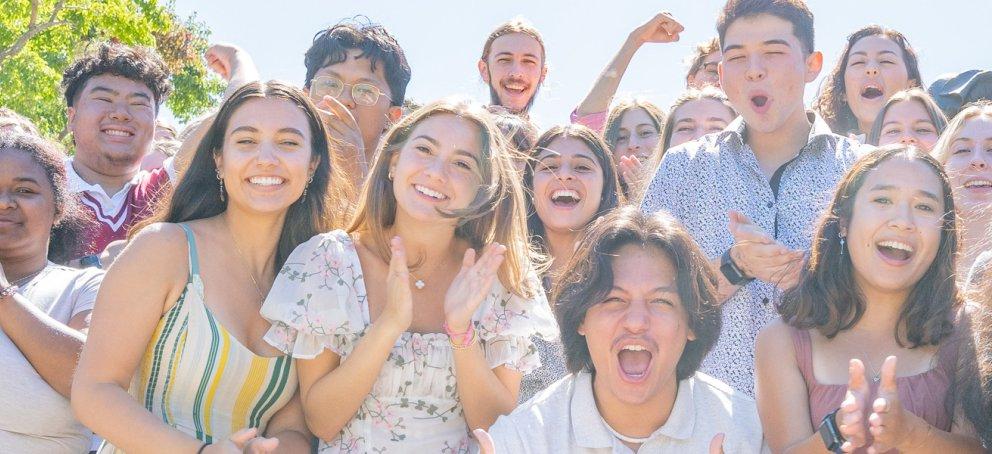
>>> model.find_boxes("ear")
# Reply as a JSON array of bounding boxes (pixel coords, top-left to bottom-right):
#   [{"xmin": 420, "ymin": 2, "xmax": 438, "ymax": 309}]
[
  {"xmin": 539, "ymin": 64, "xmax": 548, "ymax": 86},
  {"xmin": 804, "ymin": 51, "xmax": 824, "ymax": 83},
  {"xmin": 387, "ymin": 105, "xmax": 403, "ymax": 122},
  {"xmin": 477, "ymin": 59, "xmax": 490, "ymax": 84},
  {"xmin": 687, "ymin": 327, "xmax": 696, "ymax": 342},
  {"xmin": 577, "ymin": 321, "xmax": 587, "ymax": 337},
  {"xmin": 717, "ymin": 62, "xmax": 725, "ymax": 89},
  {"xmin": 214, "ymin": 153, "xmax": 224, "ymax": 175},
  {"xmin": 909, "ymin": 78, "xmax": 920, "ymax": 88},
  {"xmin": 66, "ymin": 106, "xmax": 76, "ymax": 127}
]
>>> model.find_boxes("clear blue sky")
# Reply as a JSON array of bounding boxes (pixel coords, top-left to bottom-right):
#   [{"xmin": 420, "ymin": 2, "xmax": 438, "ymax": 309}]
[{"xmin": 167, "ymin": 0, "xmax": 992, "ymax": 128}]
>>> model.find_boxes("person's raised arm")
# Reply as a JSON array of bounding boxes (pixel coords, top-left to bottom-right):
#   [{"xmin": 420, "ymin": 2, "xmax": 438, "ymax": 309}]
[
  {"xmin": 444, "ymin": 244, "xmax": 525, "ymax": 430},
  {"xmin": 0, "ymin": 265, "xmax": 94, "ymax": 397},
  {"xmin": 574, "ymin": 12, "xmax": 683, "ymax": 119},
  {"xmin": 295, "ymin": 236, "xmax": 413, "ymax": 441}
]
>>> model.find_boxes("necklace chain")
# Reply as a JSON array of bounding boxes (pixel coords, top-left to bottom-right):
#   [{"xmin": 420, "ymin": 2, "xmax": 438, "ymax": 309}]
[
  {"xmin": 839, "ymin": 332, "xmax": 883, "ymax": 383},
  {"xmin": 10, "ymin": 265, "xmax": 48, "ymax": 288},
  {"xmin": 226, "ymin": 221, "xmax": 264, "ymax": 301}
]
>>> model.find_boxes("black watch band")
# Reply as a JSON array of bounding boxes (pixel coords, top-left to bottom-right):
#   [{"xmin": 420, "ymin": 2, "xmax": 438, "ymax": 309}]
[
  {"xmin": 719, "ymin": 248, "xmax": 752, "ymax": 286},
  {"xmin": 818, "ymin": 408, "xmax": 845, "ymax": 453}
]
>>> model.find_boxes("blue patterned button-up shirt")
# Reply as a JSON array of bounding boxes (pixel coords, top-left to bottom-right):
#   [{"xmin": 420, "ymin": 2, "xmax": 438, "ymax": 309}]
[{"xmin": 640, "ymin": 112, "xmax": 864, "ymax": 396}]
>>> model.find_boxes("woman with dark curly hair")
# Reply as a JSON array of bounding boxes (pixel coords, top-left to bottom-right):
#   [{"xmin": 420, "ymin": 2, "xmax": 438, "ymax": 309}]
[
  {"xmin": 756, "ymin": 145, "xmax": 982, "ymax": 453},
  {"xmin": 813, "ymin": 25, "xmax": 921, "ymax": 138},
  {"xmin": 481, "ymin": 207, "xmax": 764, "ymax": 452},
  {"xmin": 0, "ymin": 133, "xmax": 100, "ymax": 452}
]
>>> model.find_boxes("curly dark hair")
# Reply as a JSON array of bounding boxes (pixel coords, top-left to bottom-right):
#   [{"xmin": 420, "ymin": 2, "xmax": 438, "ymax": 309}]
[
  {"xmin": 304, "ymin": 17, "xmax": 411, "ymax": 107},
  {"xmin": 552, "ymin": 206, "xmax": 722, "ymax": 380},
  {"xmin": 61, "ymin": 41, "xmax": 173, "ymax": 111},
  {"xmin": 813, "ymin": 25, "xmax": 922, "ymax": 136},
  {"xmin": 0, "ymin": 133, "xmax": 92, "ymax": 263},
  {"xmin": 778, "ymin": 145, "xmax": 958, "ymax": 347}
]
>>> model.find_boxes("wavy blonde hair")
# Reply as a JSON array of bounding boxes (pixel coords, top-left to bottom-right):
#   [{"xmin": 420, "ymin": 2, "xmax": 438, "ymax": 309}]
[
  {"xmin": 931, "ymin": 100, "xmax": 992, "ymax": 164},
  {"xmin": 348, "ymin": 98, "xmax": 544, "ymax": 297}
]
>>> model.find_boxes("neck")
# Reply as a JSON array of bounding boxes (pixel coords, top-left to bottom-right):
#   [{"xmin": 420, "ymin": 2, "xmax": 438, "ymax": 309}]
[
  {"xmin": 389, "ymin": 212, "xmax": 461, "ymax": 268},
  {"xmin": 592, "ymin": 372, "xmax": 679, "ymax": 443},
  {"xmin": 1, "ymin": 249, "xmax": 49, "ymax": 285},
  {"xmin": 745, "ymin": 108, "xmax": 812, "ymax": 177},
  {"xmin": 219, "ymin": 206, "xmax": 285, "ymax": 283},
  {"xmin": 545, "ymin": 228, "xmax": 578, "ymax": 274},
  {"xmin": 71, "ymin": 157, "xmax": 136, "ymax": 196},
  {"xmin": 852, "ymin": 283, "xmax": 908, "ymax": 338}
]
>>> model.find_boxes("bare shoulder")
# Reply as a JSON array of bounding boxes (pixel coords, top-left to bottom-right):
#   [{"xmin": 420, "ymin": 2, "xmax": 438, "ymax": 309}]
[
  {"xmin": 756, "ymin": 318, "xmax": 797, "ymax": 359},
  {"xmin": 111, "ymin": 222, "xmax": 190, "ymax": 282}
]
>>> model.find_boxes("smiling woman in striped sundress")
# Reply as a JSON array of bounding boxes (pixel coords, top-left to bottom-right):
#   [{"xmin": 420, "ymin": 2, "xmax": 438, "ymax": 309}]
[{"xmin": 71, "ymin": 81, "xmax": 351, "ymax": 454}]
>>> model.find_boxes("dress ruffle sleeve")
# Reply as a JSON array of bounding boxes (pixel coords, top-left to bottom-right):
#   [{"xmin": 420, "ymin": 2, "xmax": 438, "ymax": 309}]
[
  {"xmin": 475, "ymin": 273, "xmax": 559, "ymax": 373},
  {"xmin": 260, "ymin": 230, "xmax": 366, "ymax": 359}
]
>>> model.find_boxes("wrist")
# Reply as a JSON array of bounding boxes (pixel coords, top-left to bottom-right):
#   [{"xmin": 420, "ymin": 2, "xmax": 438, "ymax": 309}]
[
  {"xmin": 720, "ymin": 248, "xmax": 753, "ymax": 286},
  {"xmin": 373, "ymin": 317, "xmax": 408, "ymax": 337},
  {"xmin": 444, "ymin": 317, "xmax": 471, "ymax": 334},
  {"xmin": 896, "ymin": 414, "xmax": 932, "ymax": 450}
]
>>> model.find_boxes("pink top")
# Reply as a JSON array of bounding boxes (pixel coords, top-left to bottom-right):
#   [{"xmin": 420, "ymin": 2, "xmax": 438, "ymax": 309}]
[
  {"xmin": 791, "ymin": 326, "xmax": 960, "ymax": 452},
  {"xmin": 570, "ymin": 108, "xmax": 607, "ymax": 133}
]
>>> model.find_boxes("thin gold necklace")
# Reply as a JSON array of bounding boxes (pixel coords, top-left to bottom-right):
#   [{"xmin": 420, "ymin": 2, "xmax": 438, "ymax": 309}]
[{"xmin": 226, "ymin": 220, "xmax": 264, "ymax": 302}]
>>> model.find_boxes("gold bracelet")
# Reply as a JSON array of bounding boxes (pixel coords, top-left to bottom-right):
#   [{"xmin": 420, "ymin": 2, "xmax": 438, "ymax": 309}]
[{"xmin": 450, "ymin": 326, "xmax": 478, "ymax": 350}]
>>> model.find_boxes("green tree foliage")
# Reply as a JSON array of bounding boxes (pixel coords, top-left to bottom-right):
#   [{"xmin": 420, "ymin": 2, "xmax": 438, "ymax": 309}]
[{"xmin": 0, "ymin": 0, "xmax": 222, "ymax": 138}]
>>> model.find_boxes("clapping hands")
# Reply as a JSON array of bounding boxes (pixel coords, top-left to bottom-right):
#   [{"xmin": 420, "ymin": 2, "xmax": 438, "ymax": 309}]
[{"xmin": 443, "ymin": 244, "xmax": 507, "ymax": 333}]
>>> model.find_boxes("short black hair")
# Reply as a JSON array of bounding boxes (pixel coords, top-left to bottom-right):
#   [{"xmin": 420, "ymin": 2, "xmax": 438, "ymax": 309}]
[
  {"xmin": 304, "ymin": 18, "xmax": 411, "ymax": 107},
  {"xmin": 553, "ymin": 207, "xmax": 722, "ymax": 380},
  {"xmin": 717, "ymin": 0, "xmax": 815, "ymax": 55},
  {"xmin": 61, "ymin": 41, "xmax": 173, "ymax": 111}
]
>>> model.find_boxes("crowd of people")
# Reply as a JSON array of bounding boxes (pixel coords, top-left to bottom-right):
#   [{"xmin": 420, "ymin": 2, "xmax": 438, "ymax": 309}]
[{"xmin": 1, "ymin": 0, "xmax": 991, "ymax": 452}]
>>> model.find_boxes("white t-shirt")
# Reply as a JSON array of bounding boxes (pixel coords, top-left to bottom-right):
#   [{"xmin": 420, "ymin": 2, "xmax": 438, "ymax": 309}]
[
  {"xmin": 0, "ymin": 264, "xmax": 103, "ymax": 453},
  {"xmin": 488, "ymin": 371, "xmax": 768, "ymax": 453}
]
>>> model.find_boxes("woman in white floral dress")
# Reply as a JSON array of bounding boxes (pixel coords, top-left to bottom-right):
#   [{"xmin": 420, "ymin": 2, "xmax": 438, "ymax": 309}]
[{"xmin": 261, "ymin": 99, "xmax": 558, "ymax": 453}]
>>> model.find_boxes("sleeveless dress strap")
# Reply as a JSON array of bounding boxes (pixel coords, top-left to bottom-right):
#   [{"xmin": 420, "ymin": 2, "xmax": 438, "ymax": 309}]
[
  {"xmin": 791, "ymin": 327, "xmax": 817, "ymax": 389},
  {"xmin": 177, "ymin": 223, "xmax": 201, "ymax": 281}
]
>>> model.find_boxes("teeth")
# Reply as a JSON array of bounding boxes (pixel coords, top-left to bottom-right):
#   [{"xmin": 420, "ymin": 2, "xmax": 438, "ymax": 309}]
[
  {"xmin": 104, "ymin": 129, "xmax": 131, "ymax": 137},
  {"xmin": 878, "ymin": 240, "xmax": 914, "ymax": 253},
  {"xmin": 249, "ymin": 176, "xmax": 284, "ymax": 186},
  {"xmin": 964, "ymin": 179, "xmax": 992, "ymax": 188},
  {"xmin": 503, "ymin": 82, "xmax": 527, "ymax": 91},
  {"xmin": 551, "ymin": 189, "xmax": 580, "ymax": 201},
  {"xmin": 622, "ymin": 345, "xmax": 647, "ymax": 352},
  {"xmin": 415, "ymin": 184, "xmax": 447, "ymax": 200}
]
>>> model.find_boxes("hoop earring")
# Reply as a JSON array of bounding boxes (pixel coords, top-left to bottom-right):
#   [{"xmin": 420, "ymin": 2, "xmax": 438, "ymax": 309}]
[{"xmin": 216, "ymin": 170, "xmax": 225, "ymax": 202}]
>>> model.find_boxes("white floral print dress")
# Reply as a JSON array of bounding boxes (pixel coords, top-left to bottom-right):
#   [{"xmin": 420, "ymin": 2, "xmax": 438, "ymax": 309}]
[{"xmin": 260, "ymin": 230, "xmax": 559, "ymax": 453}]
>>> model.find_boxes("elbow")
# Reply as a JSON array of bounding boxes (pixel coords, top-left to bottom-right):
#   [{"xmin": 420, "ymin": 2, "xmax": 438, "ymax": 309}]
[{"xmin": 69, "ymin": 377, "xmax": 96, "ymax": 428}]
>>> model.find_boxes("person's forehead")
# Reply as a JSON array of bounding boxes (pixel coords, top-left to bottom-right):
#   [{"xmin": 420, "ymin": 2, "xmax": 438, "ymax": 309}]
[
  {"xmin": 675, "ymin": 99, "xmax": 729, "ymax": 121},
  {"xmin": 850, "ymin": 35, "xmax": 902, "ymax": 56},
  {"xmin": 227, "ymin": 98, "xmax": 310, "ymax": 135},
  {"xmin": 619, "ymin": 108, "xmax": 655, "ymax": 126},
  {"xmin": 315, "ymin": 49, "xmax": 388, "ymax": 85},
  {"xmin": 955, "ymin": 116, "xmax": 992, "ymax": 139},
  {"xmin": 0, "ymin": 149, "xmax": 48, "ymax": 178},
  {"xmin": 489, "ymin": 32, "xmax": 543, "ymax": 58},
  {"xmin": 82, "ymin": 73, "xmax": 154, "ymax": 97},
  {"xmin": 885, "ymin": 100, "xmax": 929, "ymax": 121},
  {"xmin": 863, "ymin": 158, "xmax": 941, "ymax": 195},
  {"xmin": 723, "ymin": 14, "xmax": 802, "ymax": 50},
  {"xmin": 703, "ymin": 51, "xmax": 722, "ymax": 64},
  {"xmin": 411, "ymin": 114, "xmax": 483, "ymax": 152},
  {"xmin": 609, "ymin": 245, "xmax": 677, "ymax": 288}
]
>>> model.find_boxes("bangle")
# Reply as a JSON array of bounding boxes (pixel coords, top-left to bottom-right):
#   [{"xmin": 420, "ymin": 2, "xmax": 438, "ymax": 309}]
[
  {"xmin": 196, "ymin": 442, "xmax": 210, "ymax": 454},
  {"xmin": 444, "ymin": 321, "xmax": 477, "ymax": 349},
  {"xmin": 450, "ymin": 326, "xmax": 478, "ymax": 350},
  {"xmin": 0, "ymin": 284, "xmax": 18, "ymax": 300}
]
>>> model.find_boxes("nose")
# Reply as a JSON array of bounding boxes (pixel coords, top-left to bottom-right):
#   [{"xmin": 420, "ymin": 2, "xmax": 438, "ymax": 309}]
[
  {"xmin": 865, "ymin": 63, "xmax": 880, "ymax": 77},
  {"xmin": 422, "ymin": 155, "xmax": 448, "ymax": 181},
  {"xmin": 556, "ymin": 164, "xmax": 576, "ymax": 181},
  {"xmin": 337, "ymin": 87, "xmax": 357, "ymax": 110},
  {"xmin": 970, "ymin": 150, "xmax": 989, "ymax": 170},
  {"xmin": 621, "ymin": 301, "xmax": 650, "ymax": 333},
  {"xmin": 888, "ymin": 201, "xmax": 918, "ymax": 232},
  {"xmin": 0, "ymin": 191, "xmax": 14, "ymax": 209},
  {"xmin": 745, "ymin": 57, "xmax": 766, "ymax": 81},
  {"xmin": 256, "ymin": 142, "xmax": 279, "ymax": 166},
  {"xmin": 109, "ymin": 101, "xmax": 132, "ymax": 122},
  {"xmin": 899, "ymin": 135, "xmax": 918, "ymax": 146}
]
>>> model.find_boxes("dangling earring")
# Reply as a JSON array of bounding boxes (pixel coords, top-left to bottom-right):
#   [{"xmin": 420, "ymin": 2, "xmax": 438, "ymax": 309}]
[
  {"xmin": 216, "ymin": 169, "xmax": 225, "ymax": 202},
  {"xmin": 300, "ymin": 173, "xmax": 314, "ymax": 203},
  {"xmin": 838, "ymin": 231, "xmax": 846, "ymax": 255}
]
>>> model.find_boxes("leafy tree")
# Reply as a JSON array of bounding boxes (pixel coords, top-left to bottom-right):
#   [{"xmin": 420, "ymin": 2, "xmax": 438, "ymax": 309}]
[{"xmin": 0, "ymin": 0, "xmax": 222, "ymax": 138}]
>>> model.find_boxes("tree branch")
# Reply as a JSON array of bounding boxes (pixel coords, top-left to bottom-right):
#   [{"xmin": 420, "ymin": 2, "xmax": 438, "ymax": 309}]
[{"xmin": 0, "ymin": 0, "xmax": 71, "ymax": 69}]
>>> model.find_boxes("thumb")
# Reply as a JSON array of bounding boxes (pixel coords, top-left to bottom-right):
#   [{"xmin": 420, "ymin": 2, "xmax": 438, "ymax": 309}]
[
  {"xmin": 709, "ymin": 433, "xmax": 725, "ymax": 454},
  {"xmin": 227, "ymin": 427, "xmax": 258, "ymax": 446},
  {"xmin": 878, "ymin": 355, "xmax": 898, "ymax": 394},
  {"xmin": 251, "ymin": 437, "xmax": 280, "ymax": 453},
  {"xmin": 473, "ymin": 428, "xmax": 496, "ymax": 454},
  {"xmin": 847, "ymin": 358, "xmax": 868, "ymax": 395}
]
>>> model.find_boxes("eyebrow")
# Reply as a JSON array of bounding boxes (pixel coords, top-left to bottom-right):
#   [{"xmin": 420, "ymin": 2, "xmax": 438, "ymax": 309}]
[
  {"xmin": 850, "ymin": 50, "xmax": 899, "ymax": 58},
  {"xmin": 231, "ymin": 126, "xmax": 259, "ymax": 134},
  {"xmin": 610, "ymin": 285, "xmax": 678, "ymax": 293},
  {"xmin": 322, "ymin": 70, "xmax": 382, "ymax": 86},
  {"xmin": 537, "ymin": 149, "xmax": 597, "ymax": 164},
  {"xmin": 13, "ymin": 176, "xmax": 41, "ymax": 184},
  {"xmin": 278, "ymin": 127, "xmax": 305, "ymax": 137},
  {"xmin": 495, "ymin": 51, "xmax": 540, "ymax": 60},
  {"xmin": 723, "ymin": 39, "xmax": 793, "ymax": 52},
  {"xmin": 869, "ymin": 183, "xmax": 940, "ymax": 201},
  {"xmin": 90, "ymin": 86, "xmax": 152, "ymax": 101}
]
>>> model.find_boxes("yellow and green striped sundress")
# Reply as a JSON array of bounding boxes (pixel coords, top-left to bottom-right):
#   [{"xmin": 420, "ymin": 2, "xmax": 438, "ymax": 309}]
[{"xmin": 99, "ymin": 224, "xmax": 296, "ymax": 453}]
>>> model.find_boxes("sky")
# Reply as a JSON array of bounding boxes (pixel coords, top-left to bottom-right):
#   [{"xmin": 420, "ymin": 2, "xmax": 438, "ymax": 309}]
[{"xmin": 166, "ymin": 0, "xmax": 992, "ymax": 128}]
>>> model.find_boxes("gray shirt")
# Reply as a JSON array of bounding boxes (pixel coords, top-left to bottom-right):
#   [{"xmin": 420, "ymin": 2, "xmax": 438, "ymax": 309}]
[
  {"xmin": 640, "ymin": 113, "xmax": 862, "ymax": 395},
  {"xmin": 0, "ymin": 264, "xmax": 102, "ymax": 453},
  {"xmin": 489, "ymin": 371, "xmax": 767, "ymax": 453}
]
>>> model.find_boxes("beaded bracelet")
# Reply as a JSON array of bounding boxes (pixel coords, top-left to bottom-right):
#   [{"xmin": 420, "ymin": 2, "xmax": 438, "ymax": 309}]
[{"xmin": 0, "ymin": 284, "xmax": 18, "ymax": 300}]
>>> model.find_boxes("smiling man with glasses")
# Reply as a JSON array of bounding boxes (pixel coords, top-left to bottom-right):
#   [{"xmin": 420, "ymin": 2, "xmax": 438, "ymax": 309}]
[{"xmin": 304, "ymin": 19, "xmax": 411, "ymax": 180}]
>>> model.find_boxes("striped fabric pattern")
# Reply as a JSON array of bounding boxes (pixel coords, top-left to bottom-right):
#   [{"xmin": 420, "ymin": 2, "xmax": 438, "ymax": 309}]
[{"xmin": 98, "ymin": 224, "xmax": 296, "ymax": 453}]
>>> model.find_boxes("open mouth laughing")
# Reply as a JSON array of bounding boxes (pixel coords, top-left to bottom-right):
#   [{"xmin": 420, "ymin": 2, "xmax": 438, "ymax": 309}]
[
  {"xmin": 860, "ymin": 84, "xmax": 884, "ymax": 101},
  {"xmin": 616, "ymin": 342, "xmax": 654, "ymax": 383},
  {"xmin": 414, "ymin": 184, "xmax": 449, "ymax": 201},
  {"xmin": 550, "ymin": 189, "xmax": 581, "ymax": 208},
  {"xmin": 875, "ymin": 239, "xmax": 915, "ymax": 264}
]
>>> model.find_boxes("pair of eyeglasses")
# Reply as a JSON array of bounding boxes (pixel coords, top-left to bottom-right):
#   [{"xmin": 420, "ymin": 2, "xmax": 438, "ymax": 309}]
[{"xmin": 310, "ymin": 76, "xmax": 391, "ymax": 107}]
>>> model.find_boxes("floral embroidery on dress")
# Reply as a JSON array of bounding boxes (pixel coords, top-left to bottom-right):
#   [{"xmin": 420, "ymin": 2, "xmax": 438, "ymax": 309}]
[{"xmin": 261, "ymin": 230, "xmax": 558, "ymax": 453}]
